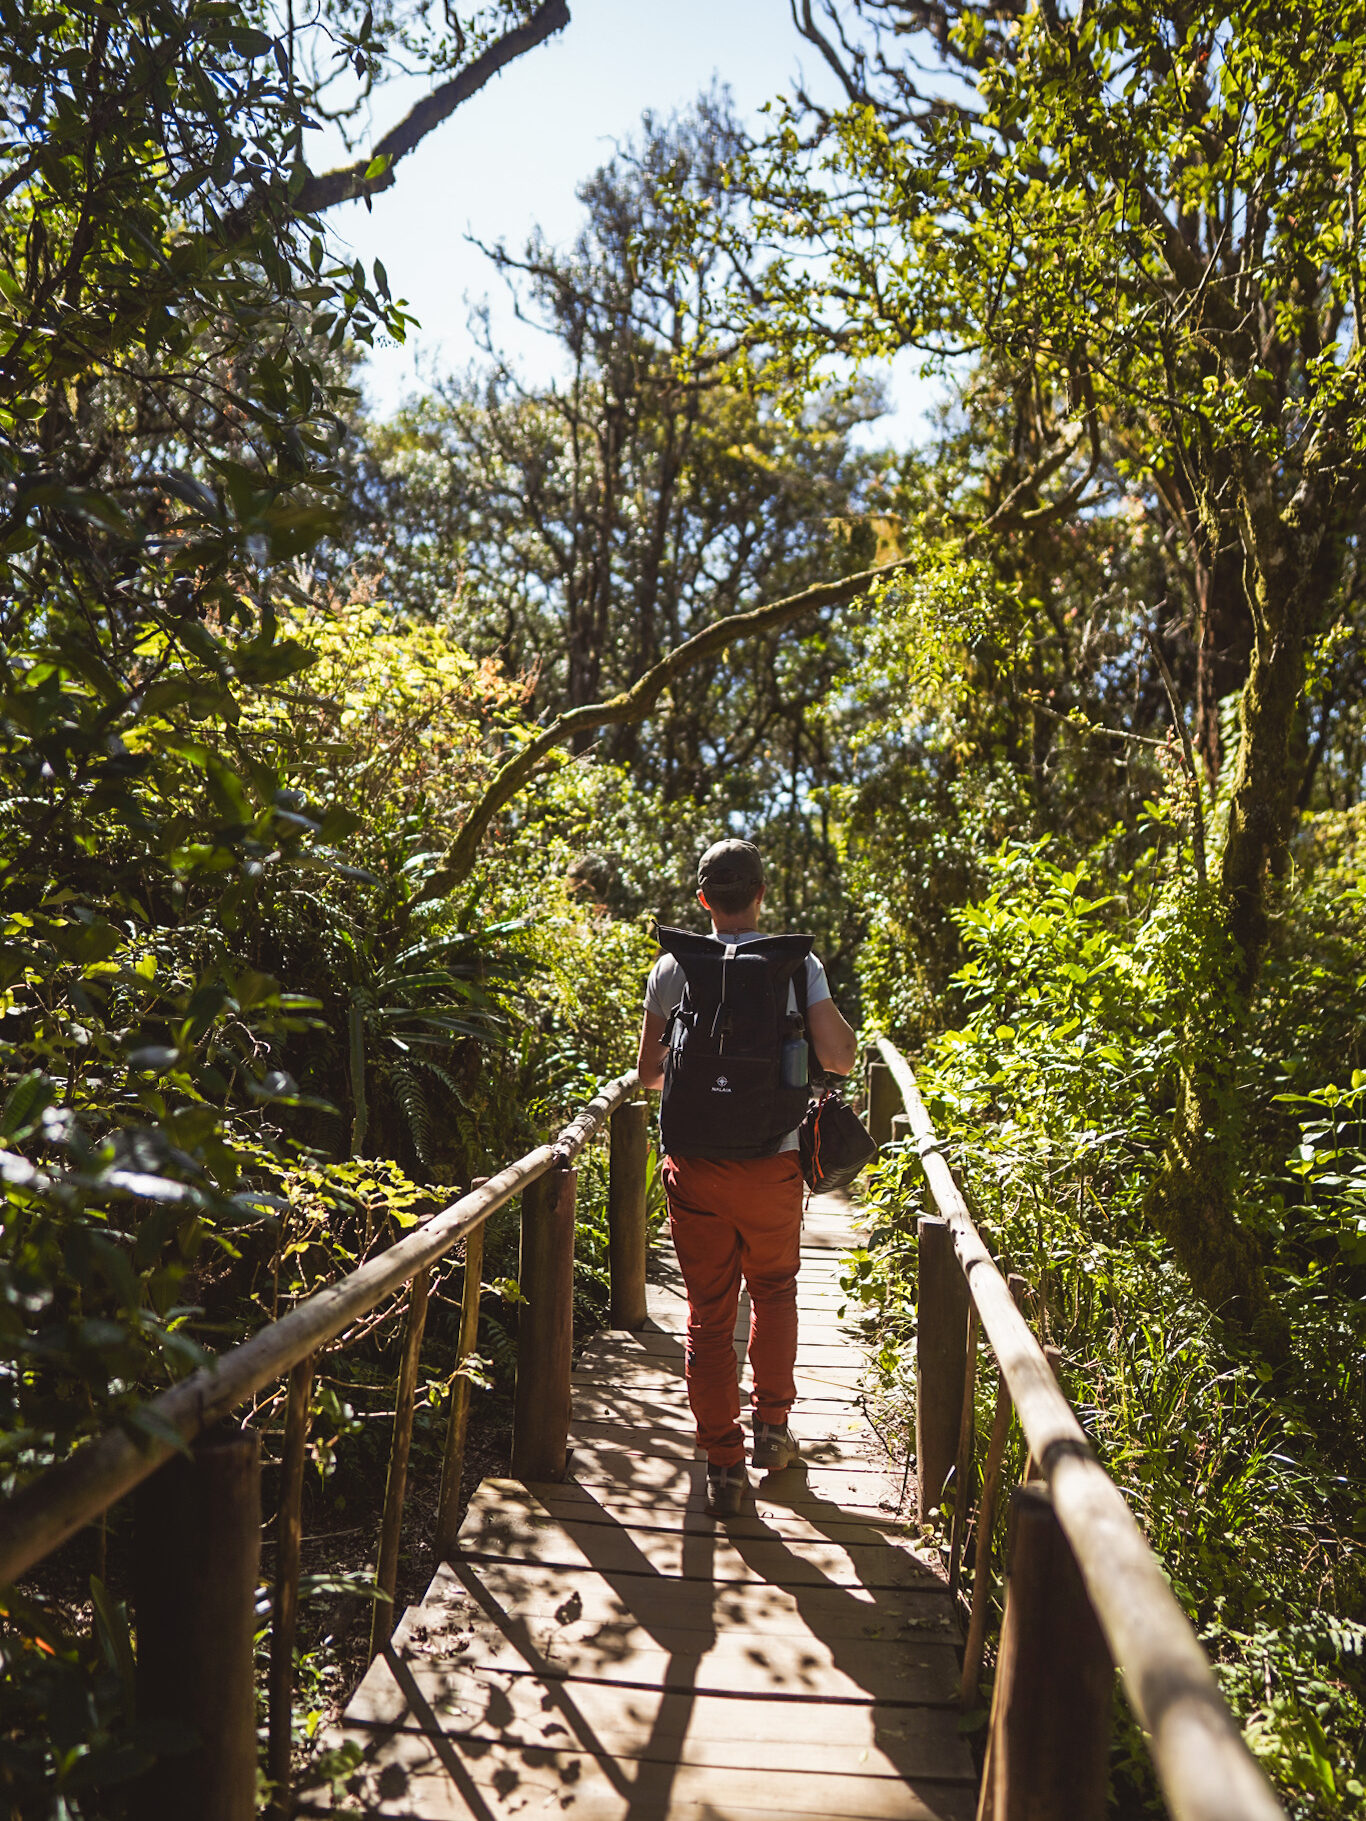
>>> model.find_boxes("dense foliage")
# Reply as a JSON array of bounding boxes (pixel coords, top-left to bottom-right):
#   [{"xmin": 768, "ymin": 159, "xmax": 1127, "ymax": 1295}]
[{"xmin": 847, "ymin": 834, "xmax": 1366, "ymax": 1813}]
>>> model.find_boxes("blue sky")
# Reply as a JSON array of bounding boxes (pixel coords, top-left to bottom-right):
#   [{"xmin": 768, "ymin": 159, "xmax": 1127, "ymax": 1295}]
[{"xmin": 322, "ymin": 0, "xmax": 939, "ymax": 441}]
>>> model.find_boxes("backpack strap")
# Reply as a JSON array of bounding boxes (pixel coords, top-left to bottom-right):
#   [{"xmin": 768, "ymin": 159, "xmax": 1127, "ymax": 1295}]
[{"xmin": 791, "ymin": 956, "xmax": 836, "ymax": 1089}]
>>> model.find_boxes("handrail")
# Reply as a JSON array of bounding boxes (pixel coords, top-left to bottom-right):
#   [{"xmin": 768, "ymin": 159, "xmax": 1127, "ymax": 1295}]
[
  {"xmin": 0, "ymin": 1070, "xmax": 639, "ymax": 1587},
  {"xmin": 875, "ymin": 1038, "xmax": 1284, "ymax": 1821}
]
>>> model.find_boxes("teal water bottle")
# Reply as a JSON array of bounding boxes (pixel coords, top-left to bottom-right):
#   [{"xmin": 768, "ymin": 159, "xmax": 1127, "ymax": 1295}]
[{"xmin": 780, "ymin": 1023, "xmax": 809, "ymax": 1089}]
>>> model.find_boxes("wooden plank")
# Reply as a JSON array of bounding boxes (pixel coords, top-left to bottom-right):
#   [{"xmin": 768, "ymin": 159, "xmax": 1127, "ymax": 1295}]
[
  {"xmin": 576, "ymin": 1336, "xmax": 861, "ymax": 1374},
  {"xmin": 564, "ymin": 1443, "xmax": 904, "ymax": 1512},
  {"xmin": 581, "ymin": 1330, "xmax": 861, "ymax": 1366},
  {"xmin": 638, "ymin": 1276, "xmax": 864, "ymax": 1297},
  {"xmin": 456, "ymin": 1502, "xmax": 934, "ymax": 1591},
  {"xmin": 748, "ymin": 1374, "xmax": 869, "ymax": 1398},
  {"xmin": 644, "ymin": 1294, "xmax": 860, "ymax": 1326},
  {"xmin": 569, "ymin": 1386, "xmax": 878, "ymax": 1438},
  {"xmin": 568, "ymin": 1395, "xmax": 871, "ymax": 1422},
  {"xmin": 573, "ymin": 1359, "xmax": 866, "ymax": 1397},
  {"xmin": 578, "ymin": 1327, "xmax": 687, "ymax": 1359},
  {"xmin": 568, "ymin": 1354, "xmax": 866, "ymax": 1391},
  {"xmin": 468, "ymin": 1478, "xmax": 924, "ymax": 1550},
  {"xmin": 534, "ymin": 1498, "xmax": 914, "ymax": 1546},
  {"xmin": 646, "ymin": 1283, "xmax": 858, "ymax": 1318},
  {"xmin": 567, "ymin": 1418, "xmax": 886, "ymax": 1470},
  {"xmin": 344, "ymin": 1589, "xmax": 963, "ymax": 1707},
  {"xmin": 632, "ymin": 1323, "xmax": 863, "ymax": 1348},
  {"xmin": 422, "ymin": 1557, "xmax": 955, "ymax": 1645},
  {"xmin": 344, "ymin": 1664, "xmax": 974, "ymax": 1781},
  {"xmin": 303, "ymin": 1725, "xmax": 977, "ymax": 1819},
  {"xmin": 466, "ymin": 1471, "xmax": 925, "ymax": 1558},
  {"xmin": 573, "ymin": 1367, "xmax": 864, "ymax": 1404}
]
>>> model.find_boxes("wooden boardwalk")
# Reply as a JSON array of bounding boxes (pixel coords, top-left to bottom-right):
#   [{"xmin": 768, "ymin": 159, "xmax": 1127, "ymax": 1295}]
[{"xmin": 314, "ymin": 1192, "xmax": 976, "ymax": 1819}]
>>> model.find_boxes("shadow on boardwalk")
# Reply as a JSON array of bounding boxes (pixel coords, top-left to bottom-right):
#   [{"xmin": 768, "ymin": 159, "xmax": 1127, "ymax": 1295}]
[{"xmin": 307, "ymin": 1195, "xmax": 977, "ymax": 1821}]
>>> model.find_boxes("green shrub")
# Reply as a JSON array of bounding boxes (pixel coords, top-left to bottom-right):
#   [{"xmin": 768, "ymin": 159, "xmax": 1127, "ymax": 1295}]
[{"xmin": 855, "ymin": 837, "xmax": 1366, "ymax": 1817}]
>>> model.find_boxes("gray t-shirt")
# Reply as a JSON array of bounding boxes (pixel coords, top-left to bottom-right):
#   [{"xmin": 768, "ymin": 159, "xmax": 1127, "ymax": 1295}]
[{"xmin": 645, "ymin": 930, "xmax": 832, "ymax": 1153}]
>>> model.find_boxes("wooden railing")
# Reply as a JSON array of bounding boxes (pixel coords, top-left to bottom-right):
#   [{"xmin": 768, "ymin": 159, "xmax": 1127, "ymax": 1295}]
[
  {"xmin": 0, "ymin": 1072, "xmax": 647, "ymax": 1821},
  {"xmin": 868, "ymin": 1039, "xmax": 1286, "ymax": 1821}
]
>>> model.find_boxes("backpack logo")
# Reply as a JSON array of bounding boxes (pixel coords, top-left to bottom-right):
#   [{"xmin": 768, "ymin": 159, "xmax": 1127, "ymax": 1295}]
[{"xmin": 713, "ymin": 1074, "xmax": 731, "ymax": 1092}]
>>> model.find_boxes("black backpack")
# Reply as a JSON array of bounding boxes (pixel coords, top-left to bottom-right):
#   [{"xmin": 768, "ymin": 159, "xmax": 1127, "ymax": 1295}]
[{"xmin": 655, "ymin": 925, "xmax": 814, "ymax": 1160}]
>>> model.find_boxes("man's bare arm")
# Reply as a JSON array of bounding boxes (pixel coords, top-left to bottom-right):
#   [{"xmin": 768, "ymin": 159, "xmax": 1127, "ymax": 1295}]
[
  {"xmin": 636, "ymin": 1009, "xmax": 668, "ymax": 1091},
  {"xmin": 808, "ymin": 997, "xmax": 858, "ymax": 1076}
]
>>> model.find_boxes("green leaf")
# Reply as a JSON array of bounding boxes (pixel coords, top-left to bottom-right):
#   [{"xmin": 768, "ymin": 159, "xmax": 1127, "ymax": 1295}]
[
  {"xmin": 1, "ymin": 1074, "xmax": 55, "ymax": 1142},
  {"xmin": 318, "ymin": 805, "xmax": 362, "ymax": 844}
]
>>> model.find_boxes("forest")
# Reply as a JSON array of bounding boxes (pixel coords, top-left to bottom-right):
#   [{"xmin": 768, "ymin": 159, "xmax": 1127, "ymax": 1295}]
[{"xmin": 1, "ymin": 0, "xmax": 1364, "ymax": 1814}]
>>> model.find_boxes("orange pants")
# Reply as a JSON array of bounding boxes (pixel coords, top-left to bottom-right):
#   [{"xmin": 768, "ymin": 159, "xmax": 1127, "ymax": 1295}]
[{"xmin": 663, "ymin": 1152, "xmax": 803, "ymax": 1467}]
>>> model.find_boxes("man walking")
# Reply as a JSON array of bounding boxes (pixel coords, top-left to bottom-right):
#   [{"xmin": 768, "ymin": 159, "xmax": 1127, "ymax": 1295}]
[{"xmin": 635, "ymin": 840, "xmax": 858, "ymax": 1517}]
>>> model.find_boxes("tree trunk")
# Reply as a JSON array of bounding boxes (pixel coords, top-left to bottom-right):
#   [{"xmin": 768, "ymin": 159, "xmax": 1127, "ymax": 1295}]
[
  {"xmin": 1191, "ymin": 539, "xmax": 1253, "ymax": 791},
  {"xmin": 1146, "ymin": 466, "xmax": 1341, "ymax": 1356}
]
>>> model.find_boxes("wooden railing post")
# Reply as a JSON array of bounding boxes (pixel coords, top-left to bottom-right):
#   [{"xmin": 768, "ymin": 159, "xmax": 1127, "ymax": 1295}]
[
  {"xmin": 866, "ymin": 1055, "xmax": 898, "ymax": 1146},
  {"xmin": 916, "ymin": 1213, "xmax": 970, "ymax": 1520},
  {"xmin": 267, "ymin": 1352, "xmax": 315, "ymax": 1818},
  {"xmin": 369, "ymin": 1266, "xmax": 431, "ymax": 1661},
  {"xmin": 976, "ymin": 1483, "xmax": 1113, "ymax": 1821},
  {"xmin": 608, "ymin": 1100, "xmax": 649, "ymax": 1330},
  {"xmin": 512, "ymin": 1164, "xmax": 576, "ymax": 1482},
  {"xmin": 961, "ymin": 1274, "xmax": 1030, "ymax": 1710},
  {"xmin": 434, "ymin": 1215, "xmax": 485, "ymax": 1560},
  {"xmin": 133, "ymin": 1424, "xmax": 261, "ymax": 1821},
  {"xmin": 960, "ymin": 1365, "xmax": 1013, "ymax": 1709},
  {"xmin": 948, "ymin": 1305, "xmax": 980, "ymax": 1596}
]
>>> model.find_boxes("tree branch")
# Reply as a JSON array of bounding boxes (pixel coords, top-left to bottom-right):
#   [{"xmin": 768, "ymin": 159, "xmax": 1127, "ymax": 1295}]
[
  {"xmin": 414, "ymin": 555, "xmax": 914, "ymax": 901},
  {"xmin": 791, "ymin": 0, "xmax": 873, "ymax": 108},
  {"xmin": 296, "ymin": 0, "xmax": 570, "ymax": 214}
]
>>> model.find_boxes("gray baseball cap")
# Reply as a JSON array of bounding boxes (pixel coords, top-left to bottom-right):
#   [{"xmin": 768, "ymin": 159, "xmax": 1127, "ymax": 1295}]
[{"xmin": 697, "ymin": 839, "xmax": 765, "ymax": 895}]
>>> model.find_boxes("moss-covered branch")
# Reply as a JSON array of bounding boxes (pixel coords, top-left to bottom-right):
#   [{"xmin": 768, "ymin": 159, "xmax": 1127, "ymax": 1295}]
[{"xmin": 414, "ymin": 557, "xmax": 913, "ymax": 903}]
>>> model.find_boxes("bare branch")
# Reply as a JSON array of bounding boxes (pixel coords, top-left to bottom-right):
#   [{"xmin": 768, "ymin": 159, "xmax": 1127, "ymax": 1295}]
[{"xmin": 791, "ymin": 0, "xmax": 873, "ymax": 107}]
